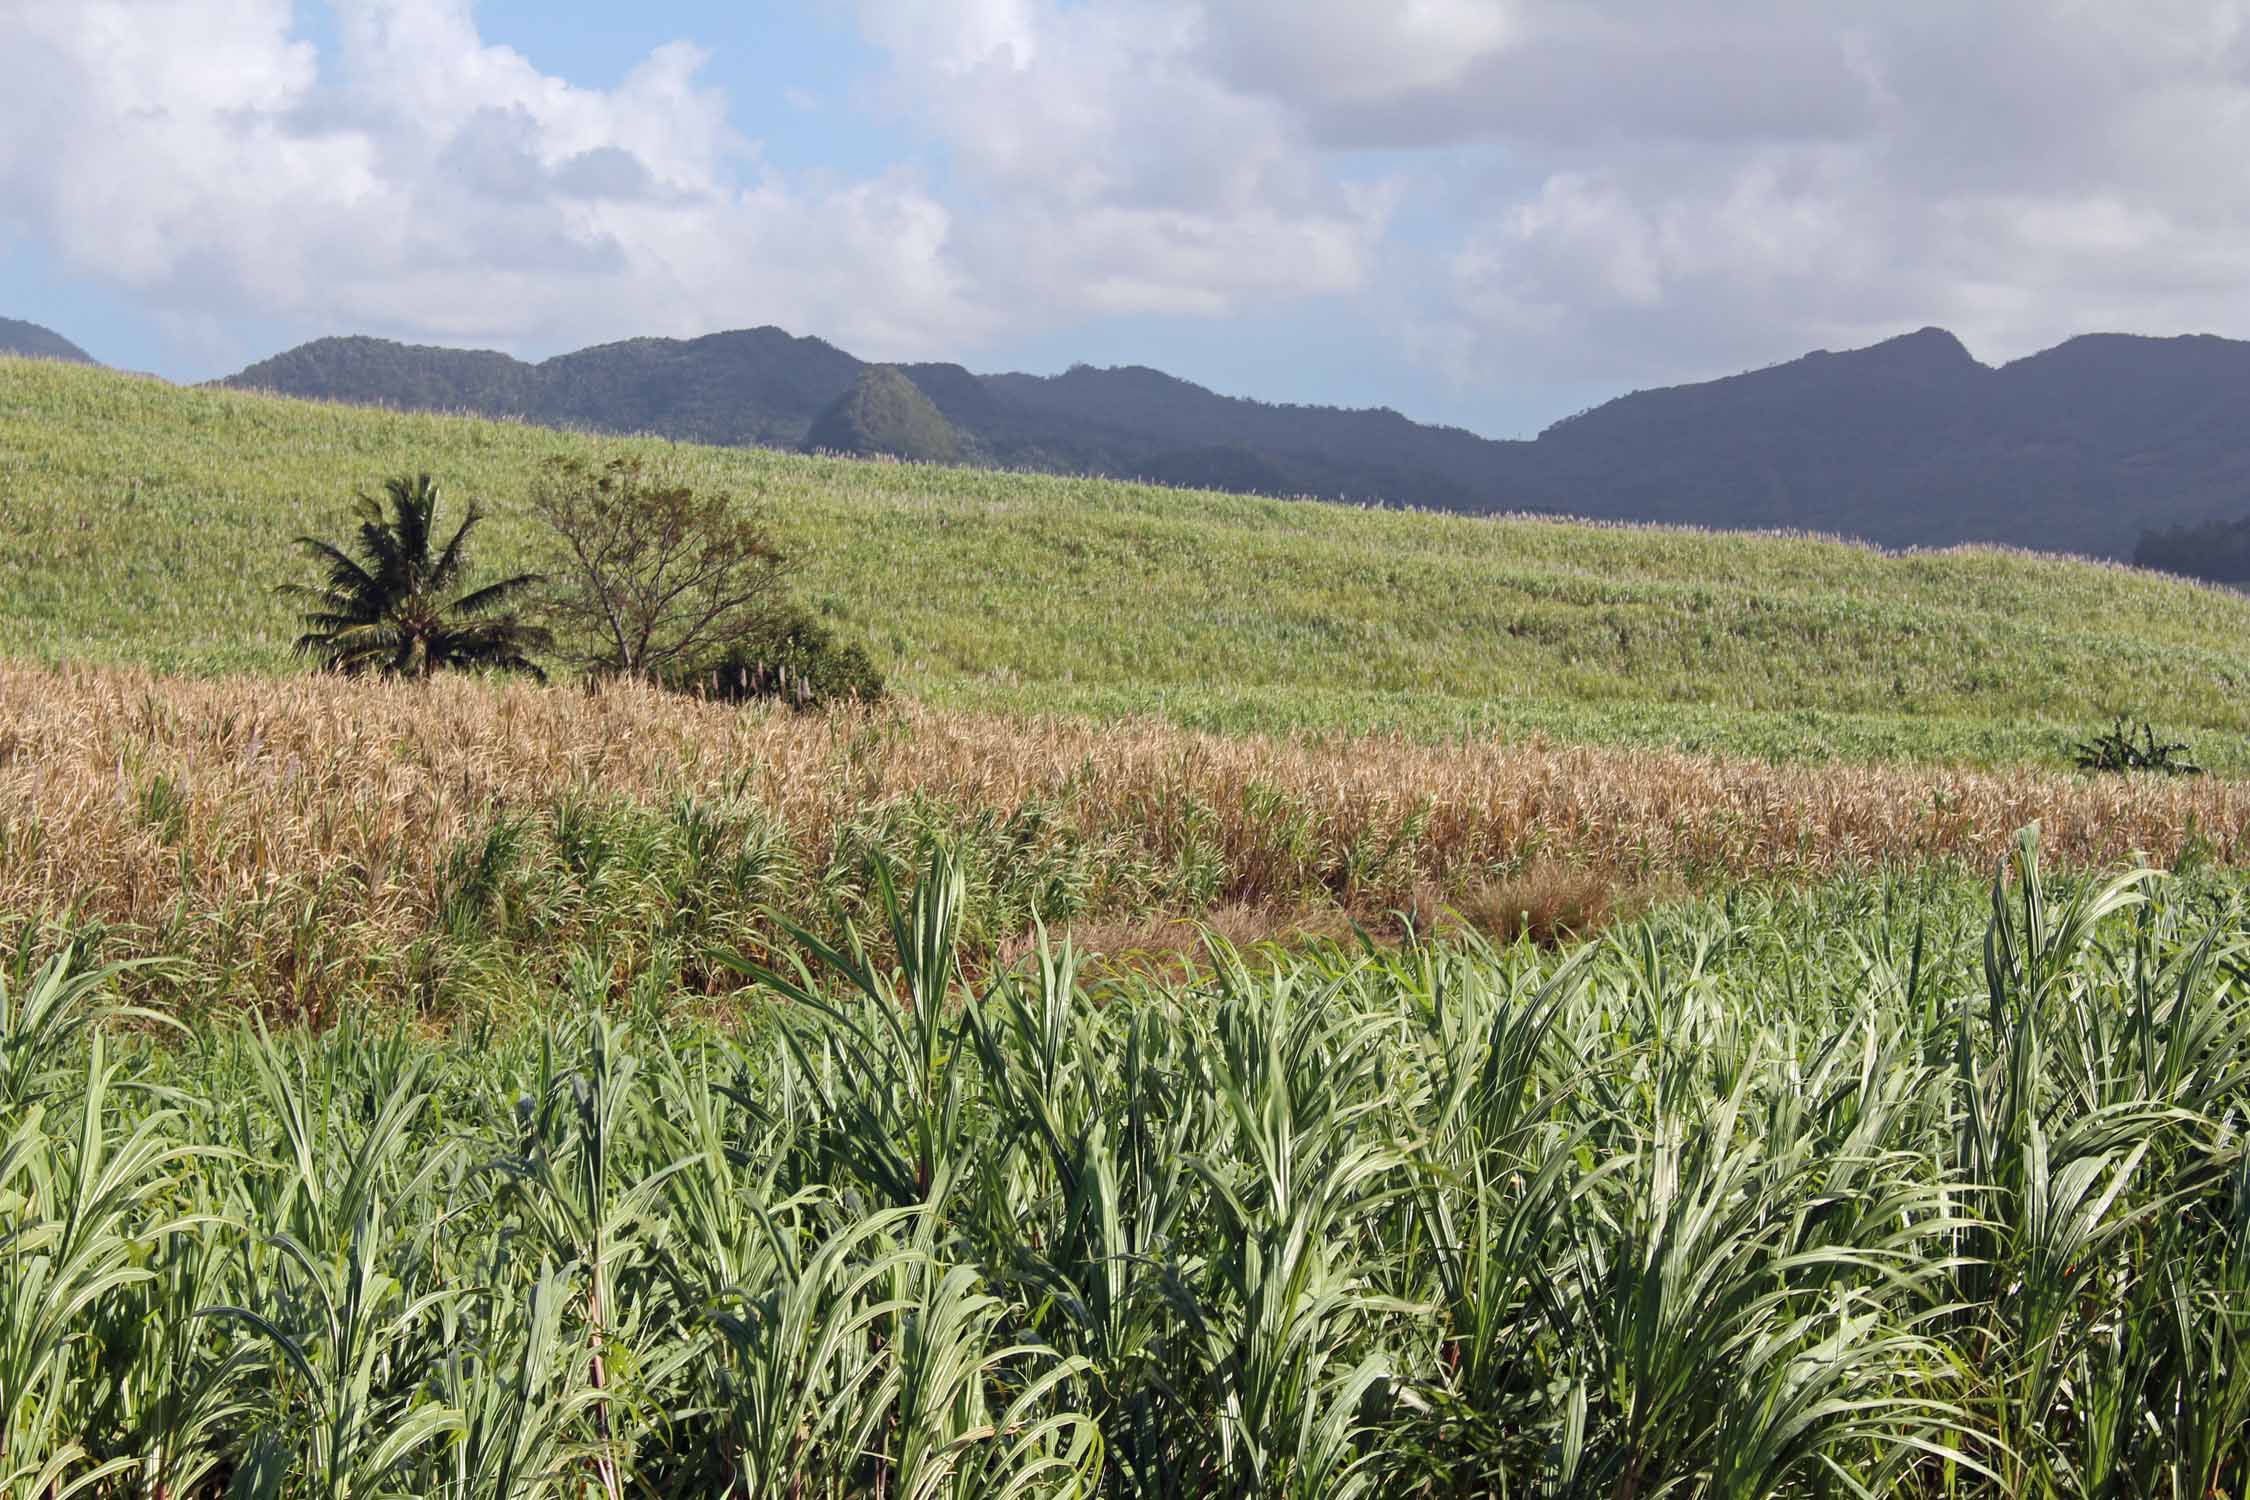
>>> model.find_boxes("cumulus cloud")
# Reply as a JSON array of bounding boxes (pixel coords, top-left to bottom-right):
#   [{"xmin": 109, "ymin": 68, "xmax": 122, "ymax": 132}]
[
  {"xmin": 1204, "ymin": 2, "xmax": 1876, "ymax": 150},
  {"xmin": 9, "ymin": 0, "xmax": 2250, "ymax": 409},
  {"xmin": 842, "ymin": 0, "xmax": 2250, "ymax": 397},
  {"xmin": 0, "ymin": 0, "xmax": 984, "ymax": 362},
  {"xmin": 1185, "ymin": 0, "xmax": 2250, "ymax": 388},
  {"xmin": 853, "ymin": 0, "xmax": 1395, "ymax": 319}
]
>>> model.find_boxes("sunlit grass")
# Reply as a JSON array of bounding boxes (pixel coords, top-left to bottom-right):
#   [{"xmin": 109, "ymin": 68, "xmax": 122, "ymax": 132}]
[
  {"xmin": 9, "ymin": 357, "xmax": 2250, "ymax": 767},
  {"xmin": 8, "ymin": 355, "xmax": 2250, "ymax": 1496}
]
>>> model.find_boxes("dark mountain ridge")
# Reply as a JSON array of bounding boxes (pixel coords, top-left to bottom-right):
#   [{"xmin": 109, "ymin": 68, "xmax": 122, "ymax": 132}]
[
  {"xmin": 192, "ymin": 320, "xmax": 2250, "ymax": 559},
  {"xmin": 1514, "ymin": 328, "xmax": 2250, "ymax": 555},
  {"xmin": 0, "ymin": 317, "xmax": 97, "ymax": 365}
]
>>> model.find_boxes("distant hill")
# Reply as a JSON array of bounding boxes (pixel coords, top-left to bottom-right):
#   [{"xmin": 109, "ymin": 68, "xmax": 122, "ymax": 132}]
[
  {"xmin": 222, "ymin": 328, "xmax": 859, "ymax": 448},
  {"xmin": 1133, "ymin": 445, "xmax": 1296, "ymax": 496},
  {"xmin": 219, "ymin": 329, "xmax": 1486, "ymax": 510},
  {"xmin": 1509, "ymin": 328, "xmax": 2250, "ymax": 558},
  {"xmin": 217, "ymin": 322, "xmax": 2250, "ymax": 559},
  {"xmin": 807, "ymin": 366, "xmax": 964, "ymax": 463},
  {"xmin": 0, "ymin": 317, "xmax": 96, "ymax": 365},
  {"xmin": 964, "ymin": 363, "xmax": 1491, "ymax": 509},
  {"xmin": 2135, "ymin": 512, "xmax": 2250, "ymax": 586}
]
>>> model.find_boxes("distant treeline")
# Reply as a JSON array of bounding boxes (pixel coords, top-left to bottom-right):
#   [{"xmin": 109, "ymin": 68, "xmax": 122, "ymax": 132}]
[{"xmin": 2135, "ymin": 514, "xmax": 2250, "ymax": 585}]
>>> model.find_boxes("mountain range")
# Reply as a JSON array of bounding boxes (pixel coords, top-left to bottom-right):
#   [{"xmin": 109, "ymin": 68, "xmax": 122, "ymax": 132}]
[
  {"xmin": 213, "ymin": 326, "xmax": 1507, "ymax": 517},
  {"xmin": 10, "ymin": 313, "xmax": 2250, "ymax": 561}
]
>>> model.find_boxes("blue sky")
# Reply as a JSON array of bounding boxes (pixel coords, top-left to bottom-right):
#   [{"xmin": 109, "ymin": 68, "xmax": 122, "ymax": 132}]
[{"xmin": 6, "ymin": 2, "xmax": 2250, "ymax": 439}]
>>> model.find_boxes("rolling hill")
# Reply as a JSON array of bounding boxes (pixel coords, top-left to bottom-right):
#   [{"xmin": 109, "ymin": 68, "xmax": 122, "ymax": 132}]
[
  {"xmin": 219, "ymin": 327, "xmax": 1487, "ymax": 511},
  {"xmin": 1520, "ymin": 327, "xmax": 2250, "ymax": 557},
  {"xmin": 806, "ymin": 365, "xmax": 964, "ymax": 463},
  {"xmin": 11, "ymin": 354, "xmax": 2250, "ymax": 771}
]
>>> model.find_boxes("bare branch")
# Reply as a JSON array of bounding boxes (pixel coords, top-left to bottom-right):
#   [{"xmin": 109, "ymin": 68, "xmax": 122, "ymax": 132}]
[{"xmin": 532, "ymin": 456, "xmax": 794, "ymax": 680}]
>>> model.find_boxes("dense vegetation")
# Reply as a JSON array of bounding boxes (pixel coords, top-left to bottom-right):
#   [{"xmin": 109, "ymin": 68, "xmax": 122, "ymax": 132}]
[
  {"xmin": 13, "ymin": 357, "xmax": 2250, "ymax": 770},
  {"xmin": 11, "ymin": 660, "xmax": 2250, "ymax": 1021},
  {"xmin": 10, "ymin": 309, "xmax": 2250, "ymax": 1498},
  {"xmin": 5, "ymin": 835, "xmax": 2248, "ymax": 1496}
]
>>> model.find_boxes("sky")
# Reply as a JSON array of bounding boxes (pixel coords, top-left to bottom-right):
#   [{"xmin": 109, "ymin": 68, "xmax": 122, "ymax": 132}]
[{"xmin": 6, "ymin": 2, "xmax": 2250, "ymax": 439}]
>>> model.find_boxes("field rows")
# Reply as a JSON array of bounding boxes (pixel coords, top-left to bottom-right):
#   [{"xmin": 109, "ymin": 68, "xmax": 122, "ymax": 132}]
[
  {"xmin": 6, "ymin": 356, "xmax": 2250, "ymax": 1499},
  {"xmin": 2, "ymin": 833, "xmax": 2244, "ymax": 1495},
  {"xmin": 7, "ymin": 660, "xmax": 2250, "ymax": 1015}
]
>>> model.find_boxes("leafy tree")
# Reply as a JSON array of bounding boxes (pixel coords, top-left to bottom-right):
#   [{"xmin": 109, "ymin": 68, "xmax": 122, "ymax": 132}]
[
  {"xmin": 280, "ymin": 474, "xmax": 551, "ymax": 680},
  {"xmin": 534, "ymin": 456, "xmax": 792, "ymax": 681}
]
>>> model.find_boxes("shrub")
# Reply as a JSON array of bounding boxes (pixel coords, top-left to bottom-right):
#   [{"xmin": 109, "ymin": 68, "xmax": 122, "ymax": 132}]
[{"xmin": 675, "ymin": 606, "xmax": 885, "ymax": 709}]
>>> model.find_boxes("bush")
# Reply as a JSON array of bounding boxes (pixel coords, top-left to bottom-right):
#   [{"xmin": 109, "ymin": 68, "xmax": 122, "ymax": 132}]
[
  {"xmin": 676, "ymin": 607, "xmax": 885, "ymax": 709},
  {"xmin": 1450, "ymin": 859, "xmax": 1620, "ymax": 947}
]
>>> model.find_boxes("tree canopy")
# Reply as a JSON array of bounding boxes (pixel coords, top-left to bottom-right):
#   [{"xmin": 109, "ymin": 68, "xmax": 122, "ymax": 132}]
[{"xmin": 534, "ymin": 456, "xmax": 792, "ymax": 681}]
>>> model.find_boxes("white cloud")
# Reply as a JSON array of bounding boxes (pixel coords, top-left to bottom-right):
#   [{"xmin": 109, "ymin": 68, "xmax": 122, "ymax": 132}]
[
  {"xmin": 1215, "ymin": 0, "xmax": 2250, "ymax": 389},
  {"xmin": 11, "ymin": 0, "xmax": 2250, "ymax": 409},
  {"xmin": 0, "ymin": 0, "xmax": 985, "ymax": 364},
  {"xmin": 1203, "ymin": 0, "xmax": 1520, "ymax": 112},
  {"xmin": 854, "ymin": 0, "xmax": 1395, "ymax": 318},
  {"xmin": 847, "ymin": 0, "xmax": 2250, "ymax": 398},
  {"xmin": 856, "ymin": 0, "xmax": 1045, "ymax": 74}
]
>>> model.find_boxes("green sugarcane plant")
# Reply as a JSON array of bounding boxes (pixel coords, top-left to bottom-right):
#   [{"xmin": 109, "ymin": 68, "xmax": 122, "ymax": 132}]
[{"xmin": 0, "ymin": 829, "xmax": 2247, "ymax": 1496}]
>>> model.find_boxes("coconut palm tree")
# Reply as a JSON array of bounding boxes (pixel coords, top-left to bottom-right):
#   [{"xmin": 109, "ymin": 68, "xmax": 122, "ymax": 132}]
[{"xmin": 282, "ymin": 474, "xmax": 551, "ymax": 680}]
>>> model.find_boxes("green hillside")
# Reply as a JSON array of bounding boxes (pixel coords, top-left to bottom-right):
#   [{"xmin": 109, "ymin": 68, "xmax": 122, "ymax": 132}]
[
  {"xmin": 7, "ymin": 355, "xmax": 2250, "ymax": 768},
  {"xmin": 806, "ymin": 364, "xmax": 965, "ymax": 462}
]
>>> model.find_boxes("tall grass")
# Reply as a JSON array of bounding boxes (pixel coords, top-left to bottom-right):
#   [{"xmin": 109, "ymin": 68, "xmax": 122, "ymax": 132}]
[
  {"xmin": 11, "ymin": 356, "xmax": 2250, "ymax": 768},
  {"xmin": 10, "ymin": 662, "xmax": 2250, "ymax": 1014},
  {"xmin": 1, "ymin": 831, "xmax": 2246, "ymax": 1495}
]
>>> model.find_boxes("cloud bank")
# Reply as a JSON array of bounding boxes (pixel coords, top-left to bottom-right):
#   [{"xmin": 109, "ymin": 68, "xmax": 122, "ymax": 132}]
[
  {"xmin": 0, "ymin": 0, "xmax": 979, "ymax": 359},
  {"xmin": 6, "ymin": 0, "xmax": 2250, "ymax": 404}
]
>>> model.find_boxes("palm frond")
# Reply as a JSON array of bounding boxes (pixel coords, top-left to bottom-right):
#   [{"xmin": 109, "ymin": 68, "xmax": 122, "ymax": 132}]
[
  {"xmin": 449, "ymin": 571, "xmax": 546, "ymax": 618},
  {"xmin": 280, "ymin": 474, "xmax": 547, "ymax": 681}
]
